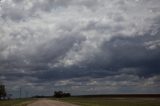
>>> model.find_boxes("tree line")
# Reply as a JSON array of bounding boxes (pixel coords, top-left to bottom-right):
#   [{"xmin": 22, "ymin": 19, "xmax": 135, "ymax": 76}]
[{"xmin": 31, "ymin": 91, "xmax": 71, "ymax": 98}]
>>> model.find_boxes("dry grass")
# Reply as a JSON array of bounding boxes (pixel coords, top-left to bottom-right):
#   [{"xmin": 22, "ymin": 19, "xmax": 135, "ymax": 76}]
[{"xmin": 0, "ymin": 99, "xmax": 34, "ymax": 106}]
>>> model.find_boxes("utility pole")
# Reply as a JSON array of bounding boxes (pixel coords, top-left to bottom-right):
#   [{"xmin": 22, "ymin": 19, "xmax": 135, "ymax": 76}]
[{"xmin": 19, "ymin": 87, "xmax": 22, "ymax": 99}]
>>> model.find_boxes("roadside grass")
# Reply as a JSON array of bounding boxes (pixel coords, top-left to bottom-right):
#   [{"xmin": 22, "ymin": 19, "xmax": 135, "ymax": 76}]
[
  {"xmin": 55, "ymin": 97, "xmax": 160, "ymax": 106},
  {"xmin": 0, "ymin": 99, "xmax": 34, "ymax": 106}
]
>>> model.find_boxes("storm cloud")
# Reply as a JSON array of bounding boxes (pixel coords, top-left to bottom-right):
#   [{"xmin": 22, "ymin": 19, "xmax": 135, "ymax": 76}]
[{"xmin": 0, "ymin": 0, "xmax": 160, "ymax": 97}]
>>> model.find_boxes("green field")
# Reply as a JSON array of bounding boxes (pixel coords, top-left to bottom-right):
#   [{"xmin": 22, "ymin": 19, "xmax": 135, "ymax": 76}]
[
  {"xmin": 57, "ymin": 97, "xmax": 160, "ymax": 106},
  {"xmin": 0, "ymin": 99, "xmax": 33, "ymax": 106}
]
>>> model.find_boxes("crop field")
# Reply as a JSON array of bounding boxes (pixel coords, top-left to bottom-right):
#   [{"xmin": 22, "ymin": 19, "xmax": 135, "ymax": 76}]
[
  {"xmin": 0, "ymin": 99, "xmax": 34, "ymax": 106},
  {"xmin": 57, "ymin": 97, "xmax": 160, "ymax": 106}
]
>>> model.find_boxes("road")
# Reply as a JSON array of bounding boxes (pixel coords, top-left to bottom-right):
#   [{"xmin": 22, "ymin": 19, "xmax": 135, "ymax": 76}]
[{"xmin": 27, "ymin": 99, "xmax": 79, "ymax": 106}]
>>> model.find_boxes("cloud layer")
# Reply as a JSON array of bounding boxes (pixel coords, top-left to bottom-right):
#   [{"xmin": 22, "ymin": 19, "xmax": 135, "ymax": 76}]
[{"xmin": 0, "ymin": 0, "xmax": 160, "ymax": 97}]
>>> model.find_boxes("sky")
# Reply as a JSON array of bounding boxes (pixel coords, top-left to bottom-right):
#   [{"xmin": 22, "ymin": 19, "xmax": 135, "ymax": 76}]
[{"xmin": 0, "ymin": 0, "xmax": 160, "ymax": 98}]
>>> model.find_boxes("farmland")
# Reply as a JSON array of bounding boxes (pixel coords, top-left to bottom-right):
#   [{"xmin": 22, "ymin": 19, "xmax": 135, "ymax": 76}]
[
  {"xmin": 0, "ymin": 95, "xmax": 160, "ymax": 106},
  {"xmin": 57, "ymin": 96, "xmax": 160, "ymax": 106}
]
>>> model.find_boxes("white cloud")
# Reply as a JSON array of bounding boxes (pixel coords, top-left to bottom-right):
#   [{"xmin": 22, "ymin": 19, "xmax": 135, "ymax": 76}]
[
  {"xmin": 144, "ymin": 40, "xmax": 160, "ymax": 50},
  {"xmin": 1, "ymin": 0, "xmax": 159, "ymax": 66}
]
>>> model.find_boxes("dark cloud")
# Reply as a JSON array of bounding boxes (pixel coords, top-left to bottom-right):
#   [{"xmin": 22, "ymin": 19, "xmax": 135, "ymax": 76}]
[{"xmin": 0, "ymin": 0, "xmax": 160, "ymax": 97}]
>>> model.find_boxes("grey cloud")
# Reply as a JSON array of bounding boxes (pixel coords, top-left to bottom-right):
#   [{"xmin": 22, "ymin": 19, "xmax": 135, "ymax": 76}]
[{"xmin": 0, "ymin": 0, "xmax": 160, "ymax": 97}]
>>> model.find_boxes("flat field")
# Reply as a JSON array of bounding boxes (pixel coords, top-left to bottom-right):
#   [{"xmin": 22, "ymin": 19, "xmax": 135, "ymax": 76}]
[
  {"xmin": 0, "ymin": 99, "xmax": 34, "ymax": 106},
  {"xmin": 57, "ymin": 97, "xmax": 160, "ymax": 106},
  {"xmin": 1, "ymin": 97, "xmax": 160, "ymax": 106}
]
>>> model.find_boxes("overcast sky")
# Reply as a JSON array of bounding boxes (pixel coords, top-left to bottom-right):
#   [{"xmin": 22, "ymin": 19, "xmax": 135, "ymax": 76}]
[{"xmin": 0, "ymin": 0, "xmax": 160, "ymax": 97}]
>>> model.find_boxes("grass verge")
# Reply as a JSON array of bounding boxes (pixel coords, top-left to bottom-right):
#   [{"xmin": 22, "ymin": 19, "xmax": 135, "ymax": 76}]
[{"xmin": 0, "ymin": 99, "xmax": 34, "ymax": 106}]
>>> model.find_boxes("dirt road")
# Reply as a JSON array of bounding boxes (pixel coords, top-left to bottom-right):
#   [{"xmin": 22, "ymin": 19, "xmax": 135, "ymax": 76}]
[{"xmin": 27, "ymin": 99, "xmax": 79, "ymax": 106}]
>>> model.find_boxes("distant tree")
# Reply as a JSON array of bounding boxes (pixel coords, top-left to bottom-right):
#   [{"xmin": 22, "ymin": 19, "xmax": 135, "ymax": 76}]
[
  {"xmin": 63, "ymin": 93, "xmax": 71, "ymax": 97},
  {"xmin": 0, "ymin": 84, "xmax": 6, "ymax": 100},
  {"xmin": 54, "ymin": 91, "xmax": 71, "ymax": 98},
  {"xmin": 54, "ymin": 91, "xmax": 64, "ymax": 98}
]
